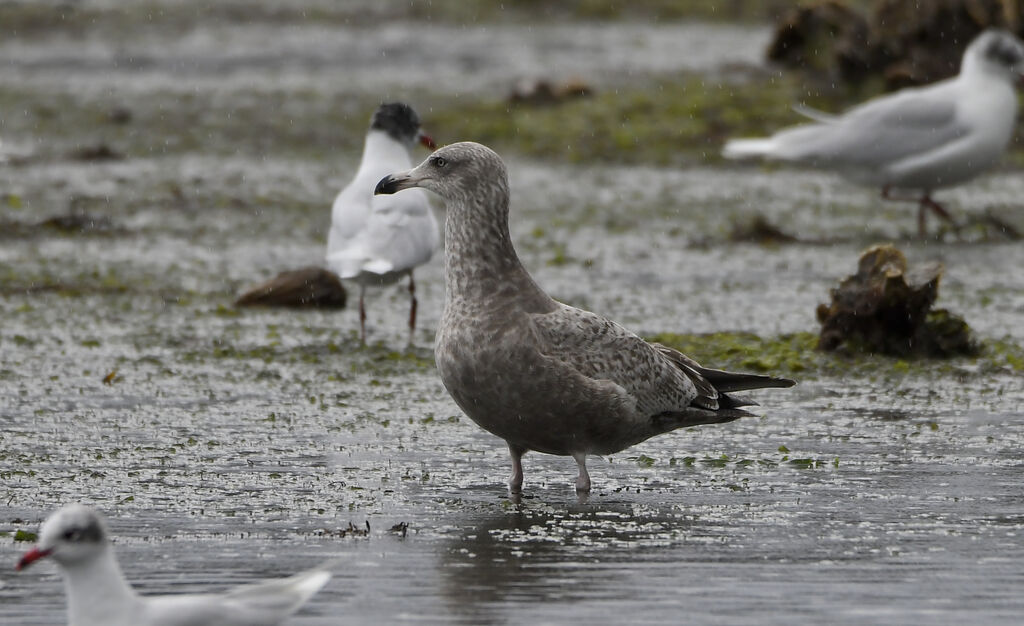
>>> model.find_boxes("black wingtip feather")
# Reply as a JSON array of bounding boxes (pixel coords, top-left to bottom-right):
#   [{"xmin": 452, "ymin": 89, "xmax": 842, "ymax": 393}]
[{"xmin": 698, "ymin": 367, "xmax": 796, "ymax": 393}]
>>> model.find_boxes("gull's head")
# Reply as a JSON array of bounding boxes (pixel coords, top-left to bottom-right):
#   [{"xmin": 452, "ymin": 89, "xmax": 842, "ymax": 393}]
[
  {"xmin": 374, "ymin": 141, "xmax": 508, "ymax": 205},
  {"xmin": 370, "ymin": 102, "xmax": 435, "ymax": 150},
  {"xmin": 16, "ymin": 504, "xmax": 110, "ymax": 571},
  {"xmin": 963, "ymin": 29, "xmax": 1024, "ymax": 83}
]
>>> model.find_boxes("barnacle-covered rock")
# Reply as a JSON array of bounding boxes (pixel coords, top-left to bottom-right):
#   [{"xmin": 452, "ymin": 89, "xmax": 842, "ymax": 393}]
[{"xmin": 816, "ymin": 244, "xmax": 977, "ymax": 356}]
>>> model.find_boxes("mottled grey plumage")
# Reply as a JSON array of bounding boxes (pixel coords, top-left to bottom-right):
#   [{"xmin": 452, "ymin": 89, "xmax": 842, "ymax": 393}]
[{"xmin": 375, "ymin": 142, "xmax": 795, "ymax": 492}]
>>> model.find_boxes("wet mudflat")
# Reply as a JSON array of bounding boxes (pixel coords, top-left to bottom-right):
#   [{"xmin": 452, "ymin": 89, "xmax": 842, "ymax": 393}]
[{"xmin": 2, "ymin": 2, "xmax": 1024, "ymax": 625}]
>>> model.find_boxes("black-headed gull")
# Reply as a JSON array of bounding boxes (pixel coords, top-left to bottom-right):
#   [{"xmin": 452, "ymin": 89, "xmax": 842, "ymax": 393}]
[
  {"xmin": 375, "ymin": 142, "xmax": 795, "ymax": 493},
  {"xmin": 16, "ymin": 504, "xmax": 331, "ymax": 626},
  {"xmin": 326, "ymin": 102, "xmax": 440, "ymax": 344},
  {"xmin": 724, "ymin": 29, "xmax": 1024, "ymax": 236}
]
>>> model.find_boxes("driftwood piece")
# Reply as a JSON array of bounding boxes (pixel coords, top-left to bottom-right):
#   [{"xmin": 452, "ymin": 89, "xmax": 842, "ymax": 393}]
[
  {"xmin": 235, "ymin": 267, "xmax": 347, "ymax": 309},
  {"xmin": 816, "ymin": 244, "xmax": 977, "ymax": 356}
]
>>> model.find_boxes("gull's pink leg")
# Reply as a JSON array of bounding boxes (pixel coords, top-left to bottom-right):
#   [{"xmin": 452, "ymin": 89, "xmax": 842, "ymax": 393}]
[
  {"xmin": 882, "ymin": 186, "xmax": 958, "ymax": 238},
  {"xmin": 572, "ymin": 452, "xmax": 591, "ymax": 493},
  {"xmin": 508, "ymin": 443, "xmax": 526, "ymax": 493},
  {"xmin": 921, "ymin": 194, "xmax": 959, "ymax": 235}
]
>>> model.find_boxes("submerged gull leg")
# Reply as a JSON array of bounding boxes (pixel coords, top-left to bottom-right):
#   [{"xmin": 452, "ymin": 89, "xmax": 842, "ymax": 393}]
[
  {"xmin": 408, "ymin": 272, "xmax": 418, "ymax": 344},
  {"xmin": 508, "ymin": 443, "xmax": 526, "ymax": 493},
  {"xmin": 572, "ymin": 452, "xmax": 591, "ymax": 493},
  {"xmin": 359, "ymin": 284, "xmax": 367, "ymax": 345}
]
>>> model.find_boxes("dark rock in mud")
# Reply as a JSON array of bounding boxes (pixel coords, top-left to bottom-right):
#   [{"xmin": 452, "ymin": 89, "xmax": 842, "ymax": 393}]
[
  {"xmin": 816, "ymin": 244, "xmax": 978, "ymax": 357},
  {"xmin": 872, "ymin": 0, "xmax": 1013, "ymax": 88},
  {"xmin": 315, "ymin": 521, "xmax": 370, "ymax": 538},
  {"xmin": 41, "ymin": 212, "xmax": 119, "ymax": 234},
  {"xmin": 768, "ymin": 0, "xmax": 1017, "ymax": 88},
  {"xmin": 69, "ymin": 143, "xmax": 124, "ymax": 161},
  {"xmin": 767, "ymin": 1, "xmax": 873, "ymax": 81},
  {"xmin": 508, "ymin": 77, "xmax": 594, "ymax": 106},
  {"xmin": 235, "ymin": 267, "xmax": 347, "ymax": 309},
  {"xmin": 108, "ymin": 107, "xmax": 134, "ymax": 125},
  {"xmin": 0, "ymin": 211, "xmax": 123, "ymax": 239},
  {"xmin": 728, "ymin": 215, "xmax": 798, "ymax": 245}
]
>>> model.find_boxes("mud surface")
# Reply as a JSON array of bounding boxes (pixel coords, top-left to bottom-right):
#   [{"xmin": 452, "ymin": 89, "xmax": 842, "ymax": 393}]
[{"xmin": 2, "ymin": 2, "xmax": 1023, "ymax": 625}]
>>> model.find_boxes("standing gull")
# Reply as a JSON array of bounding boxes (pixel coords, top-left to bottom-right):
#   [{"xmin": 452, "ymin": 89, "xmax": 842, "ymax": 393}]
[
  {"xmin": 375, "ymin": 142, "xmax": 795, "ymax": 493},
  {"xmin": 724, "ymin": 29, "xmax": 1024, "ymax": 236},
  {"xmin": 326, "ymin": 102, "xmax": 440, "ymax": 343},
  {"xmin": 16, "ymin": 504, "xmax": 331, "ymax": 626}
]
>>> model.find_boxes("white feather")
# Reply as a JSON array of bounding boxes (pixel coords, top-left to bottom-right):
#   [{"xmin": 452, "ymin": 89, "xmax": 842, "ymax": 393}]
[
  {"xmin": 326, "ymin": 130, "xmax": 439, "ymax": 285},
  {"xmin": 723, "ymin": 30, "xmax": 1023, "ymax": 192},
  {"xmin": 19, "ymin": 505, "xmax": 331, "ymax": 626}
]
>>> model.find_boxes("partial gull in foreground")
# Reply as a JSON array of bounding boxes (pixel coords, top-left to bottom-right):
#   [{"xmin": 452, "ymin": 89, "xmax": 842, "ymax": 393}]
[
  {"xmin": 724, "ymin": 29, "xmax": 1024, "ymax": 237},
  {"xmin": 326, "ymin": 102, "xmax": 440, "ymax": 343},
  {"xmin": 376, "ymin": 142, "xmax": 795, "ymax": 493},
  {"xmin": 16, "ymin": 504, "xmax": 331, "ymax": 626}
]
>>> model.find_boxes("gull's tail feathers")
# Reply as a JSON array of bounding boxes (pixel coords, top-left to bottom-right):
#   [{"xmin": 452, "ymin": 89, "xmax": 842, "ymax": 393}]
[
  {"xmin": 723, "ymin": 123, "xmax": 830, "ymax": 162},
  {"xmin": 698, "ymin": 367, "xmax": 796, "ymax": 393},
  {"xmin": 722, "ymin": 138, "xmax": 779, "ymax": 160},
  {"xmin": 224, "ymin": 568, "xmax": 331, "ymax": 617},
  {"xmin": 792, "ymin": 103, "xmax": 838, "ymax": 123}
]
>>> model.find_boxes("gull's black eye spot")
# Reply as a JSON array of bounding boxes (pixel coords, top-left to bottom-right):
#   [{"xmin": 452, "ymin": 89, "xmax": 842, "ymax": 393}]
[
  {"xmin": 433, "ymin": 157, "xmax": 447, "ymax": 168},
  {"xmin": 987, "ymin": 37, "xmax": 1024, "ymax": 67},
  {"xmin": 63, "ymin": 528, "xmax": 82, "ymax": 542}
]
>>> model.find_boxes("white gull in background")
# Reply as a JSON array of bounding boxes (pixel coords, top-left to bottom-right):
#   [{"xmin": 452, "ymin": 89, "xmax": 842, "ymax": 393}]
[
  {"xmin": 16, "ymin": 504, "xmax": 331, "ymax": 626},
  {"xmin": 724, "ymin": 29, "xmax": 1024, "ymax": 236},
  {"xmin": 326, "ymin": 102, "xmax": 440, "ymax": 343},
  {"xmin": 375, "ymin": 142, "xmax": 795, "ymax": 493}
]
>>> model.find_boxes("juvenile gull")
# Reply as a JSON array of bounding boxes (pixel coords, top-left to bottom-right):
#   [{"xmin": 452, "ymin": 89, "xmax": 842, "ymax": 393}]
[
  {"xmin": 326, "ymin": 102, "xmax": 440, "ymax": 343},
  {"xmin": 375, "ymin": 142, "xmax": 795, "ymax": 493},
  {"xmin": 16, "ymin": 504, "xmax": 331, "ymax": 626},
  {"xmin": 724, "ymin": 29, "xmax": 1024, "ymax": 236}
]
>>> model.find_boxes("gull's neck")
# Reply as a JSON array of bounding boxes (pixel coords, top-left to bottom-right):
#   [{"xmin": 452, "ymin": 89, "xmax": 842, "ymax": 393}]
[
  {"xmin": 443, "ymin": 185, "xmax": 554, "ymax": 311},
  {"xmin": 61, "ymin": 547, "xmax": 139, "ymax": 625},
  {"xmin": 959, "ymin": 50, "xmax": 1009, "ymax": 86},
  {"xmin": 356, "ymin": 130, "xmax": 412, "ymax": 180}
]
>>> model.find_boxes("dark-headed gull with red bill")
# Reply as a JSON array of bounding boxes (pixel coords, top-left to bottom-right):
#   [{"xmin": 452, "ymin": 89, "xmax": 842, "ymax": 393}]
[
  {"xmin": 16, "ymin": 504, "xmax": 331, "ymax": 626},
  {"xmin": 724, "ymin": 29, "xmax": 1024, "ymax": 237},
  {"xmin": 326, "ymin": 102, "xmax": 440, "ymax": 344}
]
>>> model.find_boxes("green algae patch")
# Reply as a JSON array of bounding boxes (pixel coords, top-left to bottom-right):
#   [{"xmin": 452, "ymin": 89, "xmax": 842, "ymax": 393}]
[
  {"xmin": 986, "ymin": 338, "xmax": 1024, "ymax": 373},
  {"xmin": 13, "ymin": 530, "xmax": 38, "ymax": 542},
  {"xmin": 427, "ymin": 74, "xmax": 1024, "ymax": 167},
  {"xmin": 429, "ymin": 75, "xmax": 806, "ymax": 167},
  {"xmin": 646, "ymin": 331, "xmax": 1024, "ymax": 381},
  {"xmin": 647, "ymin": 331, "xmax": 816, "ymax": 378}
]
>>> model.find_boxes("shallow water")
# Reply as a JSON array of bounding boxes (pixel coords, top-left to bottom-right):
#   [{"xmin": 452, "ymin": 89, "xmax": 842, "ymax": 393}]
[
  {"xmin": 2, "ymin": 2, "xmax": 1024, "ymax": 625},
  {"xmin": 0, "ymin": 13, "xmax": 769, "ymax": 97}
]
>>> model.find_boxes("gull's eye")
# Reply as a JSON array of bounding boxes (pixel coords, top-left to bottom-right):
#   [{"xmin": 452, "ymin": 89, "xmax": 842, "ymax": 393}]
[
  {"xmin": 433, "ymin": 157, "xmax": 447, "ymax": 168},
  {"xmin": 63, "ymin": 528, "xmax": 82, "ymax": 541}
]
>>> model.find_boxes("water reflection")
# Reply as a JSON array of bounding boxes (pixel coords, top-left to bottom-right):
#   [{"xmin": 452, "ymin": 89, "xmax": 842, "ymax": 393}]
[{"xmin": 439, "ymin": 501, "xmax": 696, "ymax": 623}]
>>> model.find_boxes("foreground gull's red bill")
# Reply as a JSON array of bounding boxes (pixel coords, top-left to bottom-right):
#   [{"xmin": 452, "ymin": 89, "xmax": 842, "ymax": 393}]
[{"xmin": 16, "ymin": 547, "xmax": 52, "ymax": 571}]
